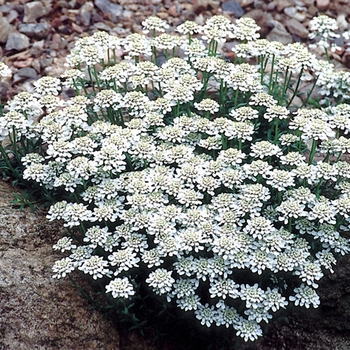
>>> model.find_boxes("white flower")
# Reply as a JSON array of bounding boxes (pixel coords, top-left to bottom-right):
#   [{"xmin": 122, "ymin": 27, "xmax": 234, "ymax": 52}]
[
  {"xmin": 52, "ymin": 257, "xmax": 75, "ymax": 278},
  {"xmin": 146, "ymin": 268, "xmax": 175, "ymax": 295},
  {"xmin": 78, "ymin": 255, "xmax": 112, "ymax": 280},
  {"xmin": 106, "ymin": 277, "xmax": 135, "ymax": 299},
  {"xmin": 289, "ymin": 284, "xmax": 320, "ymax": 308}
]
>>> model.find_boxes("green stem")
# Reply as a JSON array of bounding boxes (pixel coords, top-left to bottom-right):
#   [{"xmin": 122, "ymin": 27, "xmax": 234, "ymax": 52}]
[
  {"xmin": 287, "ymin": 67, "xmax": 304, "ymax": 108},
  {"xmin": 308, "ymin": 139, "xmax": 317, "ymax": 165}
]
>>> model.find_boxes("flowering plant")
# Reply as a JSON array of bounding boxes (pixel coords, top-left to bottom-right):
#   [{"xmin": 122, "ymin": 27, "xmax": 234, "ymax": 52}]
[{"xmin": 1, "ymin": 15, "xmax": 350, "ymax": 344}]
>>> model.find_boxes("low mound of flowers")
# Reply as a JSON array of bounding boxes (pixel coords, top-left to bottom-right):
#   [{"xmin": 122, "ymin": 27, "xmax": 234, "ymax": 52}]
[{"xmin": 1, "ymin": 15, "xmax": 350, "ymax": 343}]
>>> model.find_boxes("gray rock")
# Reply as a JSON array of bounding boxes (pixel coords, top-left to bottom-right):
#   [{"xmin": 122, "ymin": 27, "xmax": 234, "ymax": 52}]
[
  {"xmin": 266, "ymin": 21, "xmax": 293, "ymax": 44},
  {"xmin": 80, "ymin": 1, "xmax": 94, "ymax": 26},
  {"xmin": 7, "ymin": 9, "xmax": 19, "ymax": 23},
  {"xmin": 23, "ymin": 1, "xmax": 51, "ymax": 23},
  {"xmin": 0, "ymin": 3, "xmax": 14, "ymax": 14},
  {"xmin": 5, "ymin": 32, "xmax": 30, "ymax": 51},
  {"xmin": 284, "ymin": 6, "xmax": 297, "ymax": 18},
  {"xmin": 17, "ymin": 67, "xmax": 38, "ymax": 80},
  {"xmin": 95, "ymin": 0, "xmax": 123, "ymax": 22},
  {"xmin": 222, "ymin": 1, "xmax": 245, "ymax": 17},
  {"xmin": 286, "ymin": 18, "xmax": 309, "ymax": 39},
  {"xmin": 0, "ymin": 17, "xmax": 12, "ymax": 43},
  {"xmin": 19, "ymin": 23, "xmax": 50, "ymax": 39}
]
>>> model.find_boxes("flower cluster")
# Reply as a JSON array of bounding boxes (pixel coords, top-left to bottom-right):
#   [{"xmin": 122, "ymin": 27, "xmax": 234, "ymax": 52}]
[{"xmin": 1, "ymin": 15, "xmax": 350, "ymax": 343}]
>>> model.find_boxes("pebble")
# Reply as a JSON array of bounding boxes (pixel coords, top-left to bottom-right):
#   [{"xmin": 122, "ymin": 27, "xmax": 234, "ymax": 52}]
[
  {"xmin": 7, "ymin": 10, "xmax": 19, "ymax": 24},
  {"xmin": 221, "ymin": 1, "xmax": 245, "ymax": 17},
  {"xmin": 95, "ymin": 0, "xmax": 123, "ymax": 22},
  {"xmin": 5, "ymin": 32, "xmax": 30, "ymax": 51},
  {"xmin": 0, "ymin": 17, "xmax": 12, "ymax": 43},
  {"xmin": 316, "ymin": 0, "xmax": 330, "ymax": 11},
  {"xmin": 337, "ymin": 13, "xmax": 348, "ymax": 31},
  {"xmin": 16, "ymin": 67, "xmax": 38, "ymax": 80},
  {"xmin": 267, "ymin": 21, "xmax": 293, "ymax": 44},
  {"xmin": 19, "ymin": 23, "xmax": 50, "ymax": 39},
  {"xmin": 284, "ymin": 7, "xmax": 297, "ymax": 18},
  {"xmin": 23, "ymin": 1, "xmax": 51, "ymax": 23},
  {"xmin": 240, "ymin": 0, "xmax": 254, "ymax": 7},
  {"xmin": 285, "ymin": 18, "xmax": 309, "ymax": 39},
  {"xmin": 275, "ymin": 0, "xmax": 295, "ymax": 12},
  {"xmin": 79, "ymin": 1, "xmax": 94, "ymax": 26}
]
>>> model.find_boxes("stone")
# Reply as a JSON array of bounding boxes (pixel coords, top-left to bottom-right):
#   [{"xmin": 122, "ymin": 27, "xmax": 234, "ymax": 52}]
[
  {"xmin": 0, "ymin": 182, "xmax": 122, "ymax": 350},
  {"xmin": 19, "ymin": 23, "xmax": 50, "ymax": 39},
  {"xmin": 7, "ymin": 9, "xmax": 19, "ymax": 24},
  {"xmin": 0, "ymin": 17, "xmax": 12, "ymax": 43},
  {"xmin": 23, "ymin": 1, "xmax": 51, "ymax": 23},
  {"xmin": 79, "ymin": 1, "xmax": 94, "ymax": 26},
  {"xmin": 193, "ymin": 0, "xmax": 221, "ymax": 13},
  {"xmin": 308, "ymin": 4, "xmax": 318, "ymax": 16},
  {"xmin": 337, "ymin": 13, "xmax": 348, "ymax": 31},
  {"xmin": 316, "ymin": 0, "xmax": 330, "ymax": 11},
  {"xmin": 95, "ymin": 0, "xmax": 123, "ymax": 22},
  {"xmin": 284, "ymin": 6, "xmax": 297, "ymax": 18},
  {"xmin": 221, "ymin": 1, "xmax": 245, "ymax": 17},
  {"xmin": 168, "ymin": 5, "xmax": 179, "ymax": 17},
  {"xmin": 275, "ymin": 0, "xmax": 295, "ymax": 12},
  {"xmin": 0, "ymin": 81, "xmax": 10, "ymax": 100},
  {"xmin": 5, "ymin": 32, "xmax": 30, "ymax": 51},
  {"xmin": 240, "ymin": 0, "xmax": 254, "ymax": 7},
  {"xmin": 266, "ymin": 21, "xmax": 293, "ymax": 44},
  {"xmin": 286, "ymin": 18, "xmax": 309, "ymax": 39},
  {"xmin": 13, "ymin": 67, "xmax": 38, "ymax": 83},
  {"xmin": 17, "ymin": 67, "xmax": 37, "ymax": 80}
]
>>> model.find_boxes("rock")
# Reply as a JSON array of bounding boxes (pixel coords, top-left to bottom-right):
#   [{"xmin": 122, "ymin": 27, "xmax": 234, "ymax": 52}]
[
  {"xmin": 0, "ymin": 17, "xmax": 12, "ymax": 43},
  {"xmin": 222, "ymin": 1, "xmax": 245, "ymax": 17},
  {"xmin": 266, "ymin": 2, "xmax": 276, "ymax": 10},
  {"xmin": 316, "ymin": 0, "xmax": 330, "ymax": 11},
  {"xmin": 275, "ymin": 0, "xmax": 295, "ymax": 12},
  {"xmin": 19, "ymin": 23, "xmax": 50, "ymax": 39},
  {"xmin": 337, "ymin": 13, "xmax": 348, "ymax": 31},
  {"xmin": 240, "ymin": 0, "xmax": 254, "ymax": 7},
  {"xmin": 5, "ymin": 32, "xmax": 30, "ymax": 51},
  {"xmin": 193, "ymin": 0, "xmax": 221, "ymax": 13},
  {"xmin": 13, "ymin": 68, "xmax": 38, "ymax": 83},
  {"xmin": 286, "ymin": 18, "xmax": 309, "ymax": 39},
  {"xmin": 7, "ymin": 9, "xmax": 19, "ymax": 24},
  {"xmin": 0, "ymin": 3, "xmax": 14, "ymax": 14},
  {"xmin": 79, "ymin": 1, "xmax": 94, "ymax": 26},
  {"xmin": 95, "ymin": 0, "xmax": 123, "ymax": 22},
  {"xmin": 168, "ymin": 5, "xmax": 179, "ymax": 17},
  {"xmin": 301, "ymin": 0, "xmax": 314, "ymax": 5},
  {"xmin": 23, "ymin": 1, "xmax": 51, "ymax": 23},
  {"xmin": 284, "ymin": 6, "xmax": 297, "ymax": 18},
  {"xmin": 0, "ymin": 81, "xmax": 10, "ymax": 100},
  {"xmin": 12, "ymin": 57, "xmax": 34, "ymax": 68},
  {"xmin": 44, "ymin": 56, "xmax": 67, "ymax": 77},
  {"xmin": 266, "ymin": 21, "xmax": 293, "ymax": 44},
  {"xmin": 17, "ymin": 67, "xmax": 38, "ymax": 80},
  {"xmin": 245, "ymin": 9, "xmax": 272, "ymax": 37},
  {"xmin": 308, "ymin": 4, "xmax": 318, "ymax": 16},
  {"xmin": 0, "ymin": 182, "xmax": 122, "ymax": 350}
]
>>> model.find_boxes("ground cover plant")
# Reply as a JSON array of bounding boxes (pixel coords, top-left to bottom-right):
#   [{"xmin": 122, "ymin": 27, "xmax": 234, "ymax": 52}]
[{"xmin": 1, "ymin": 14, "xmax": 350, "ymax": 347}]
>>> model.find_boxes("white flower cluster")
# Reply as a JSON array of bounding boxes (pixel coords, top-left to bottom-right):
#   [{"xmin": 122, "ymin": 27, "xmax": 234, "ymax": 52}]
[{"xmin": 1, "ymin": 15, "xmax": 350, "ymax": 343}]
